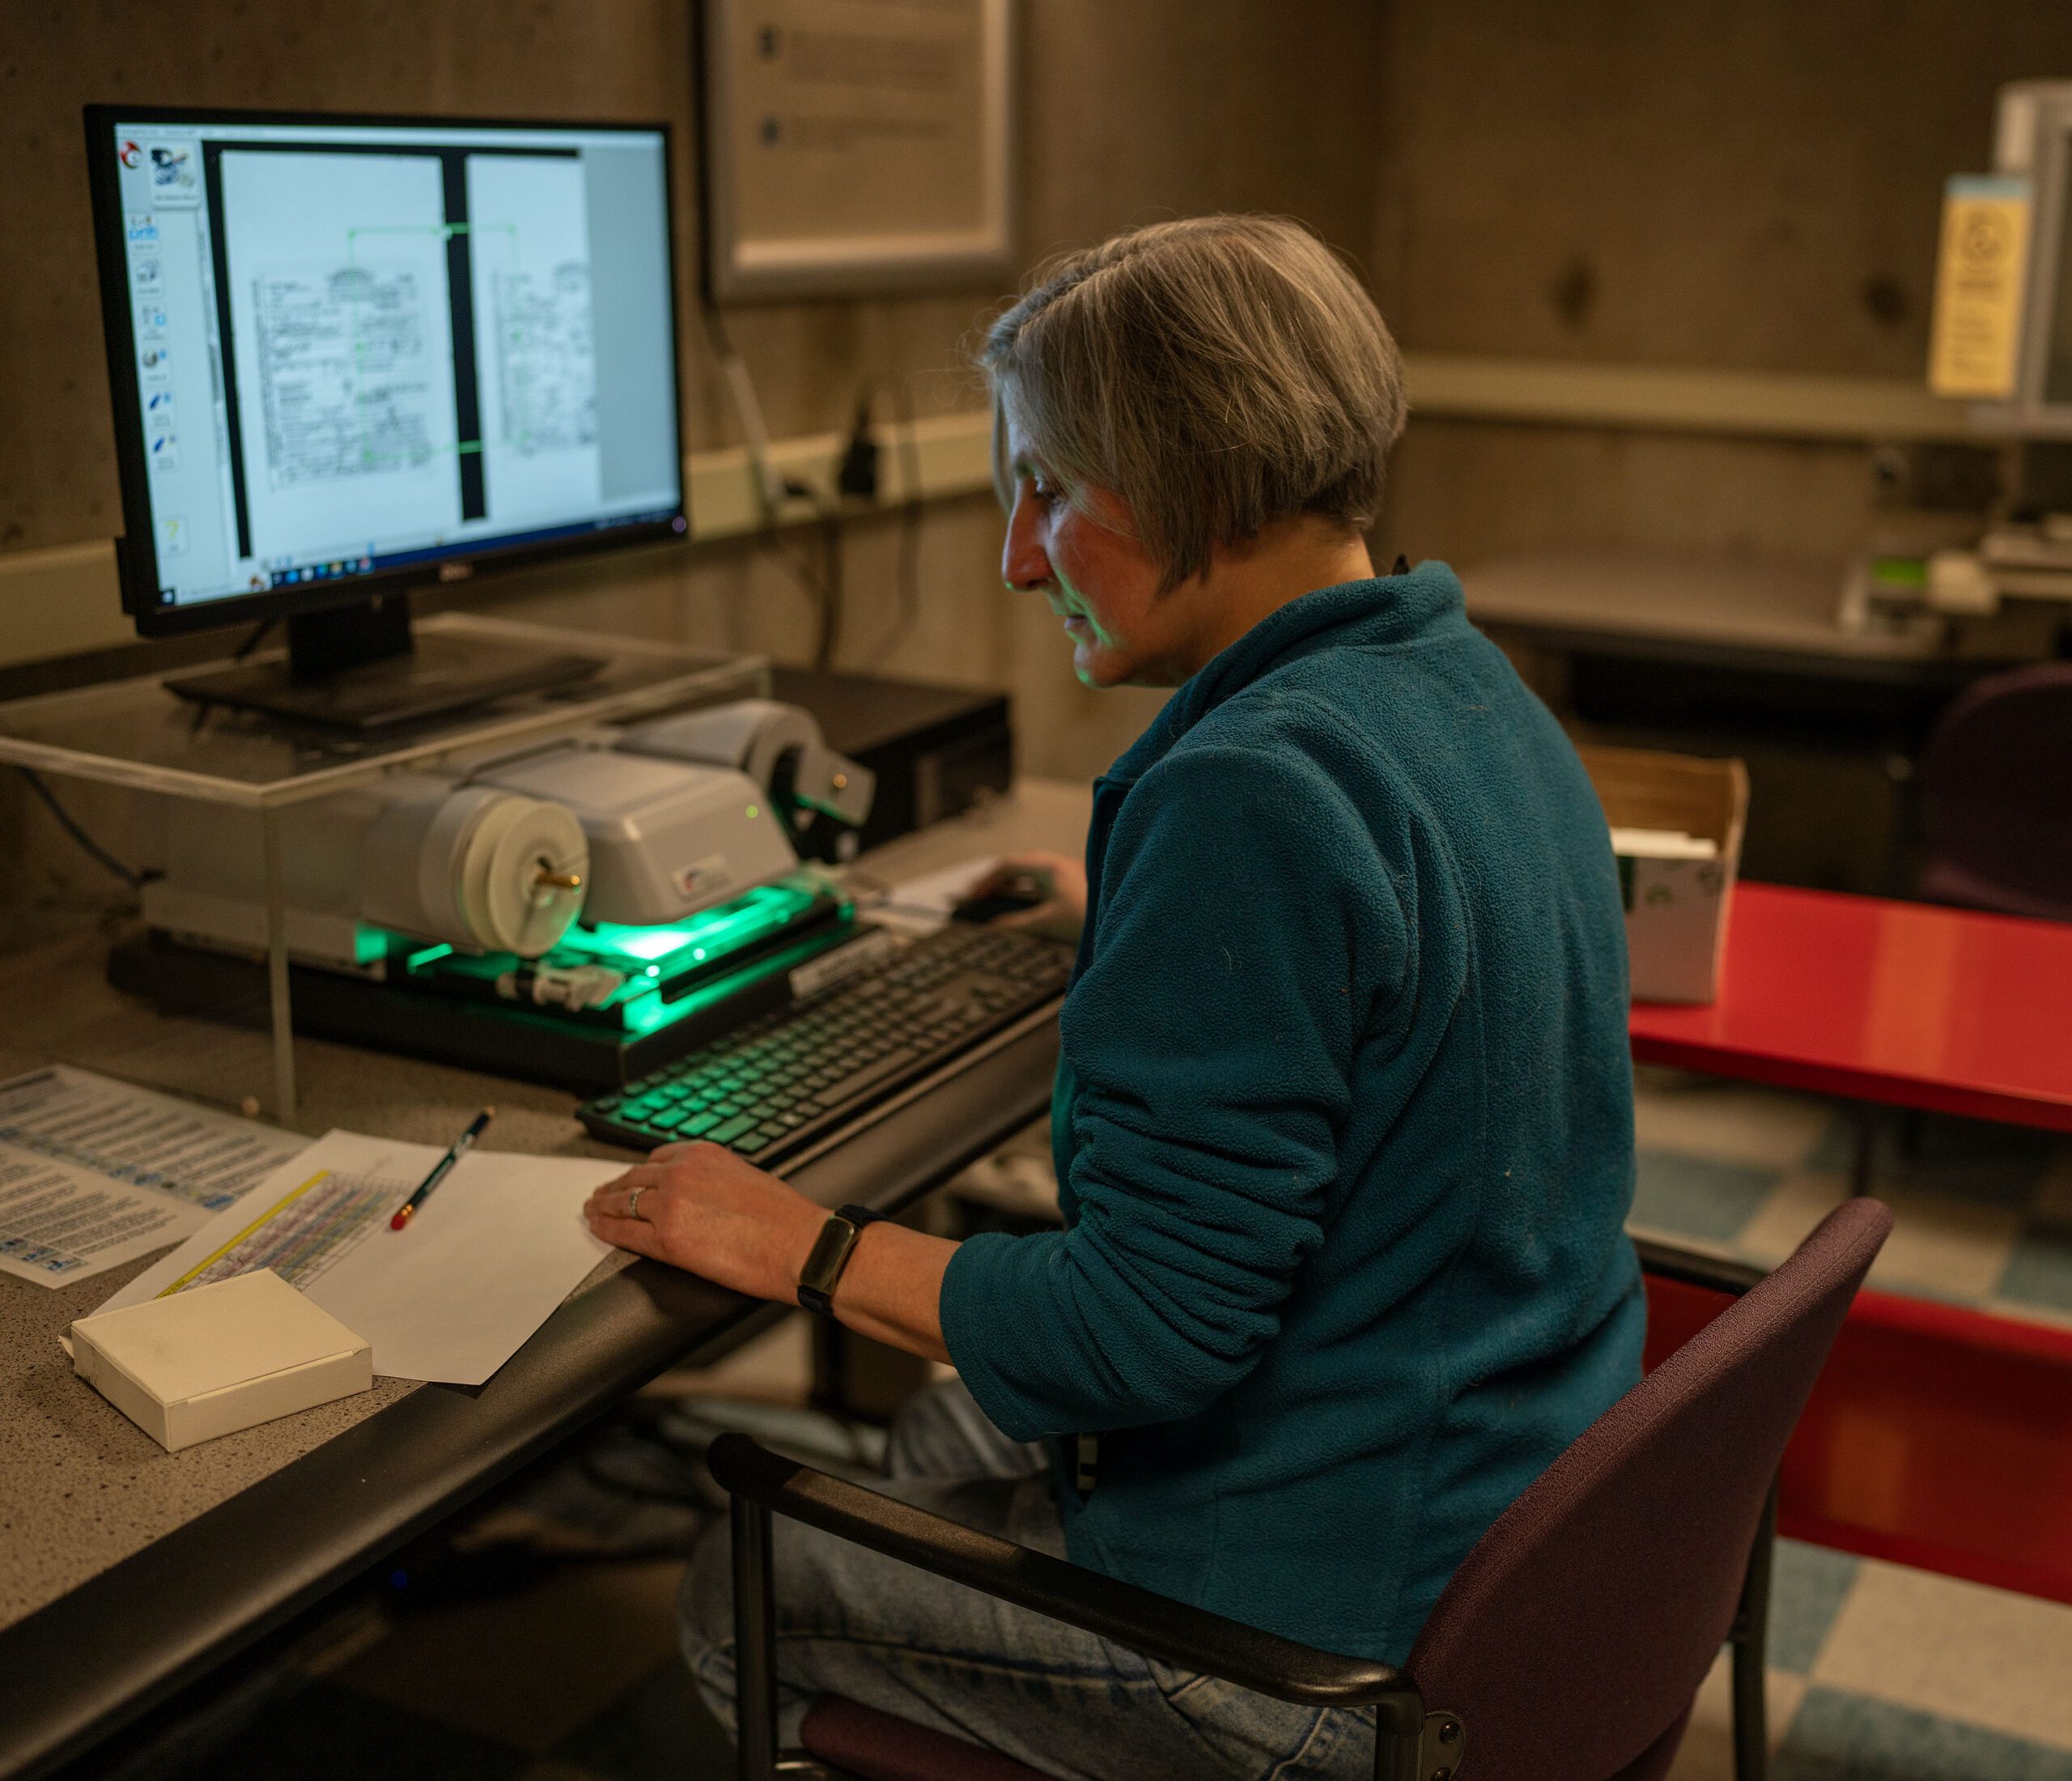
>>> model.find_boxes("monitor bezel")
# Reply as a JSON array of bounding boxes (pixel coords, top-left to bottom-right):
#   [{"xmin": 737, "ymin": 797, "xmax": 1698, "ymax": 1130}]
[{"xmin": 83, "ymin": 102, "xmax": 690, "ymax": 639}]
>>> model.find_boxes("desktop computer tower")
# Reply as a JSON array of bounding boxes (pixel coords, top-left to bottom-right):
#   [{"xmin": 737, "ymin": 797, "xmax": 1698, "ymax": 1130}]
[{"xmin": 771, "ymin": 667, "xmax": 1014, "ymax": 861}]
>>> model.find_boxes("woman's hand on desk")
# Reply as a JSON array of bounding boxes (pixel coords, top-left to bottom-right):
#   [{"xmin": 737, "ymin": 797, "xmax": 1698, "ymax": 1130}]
[
  {"xmin": 584, "ymin": 1143, "xmax": 823, "ymax": 1307},
  {"xmin": 583, "ymin": 1142, "xmax": 955, "ymax": 1364}
]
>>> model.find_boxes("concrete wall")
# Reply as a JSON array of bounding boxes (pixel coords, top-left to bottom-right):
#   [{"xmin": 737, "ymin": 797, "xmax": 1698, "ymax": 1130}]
[{"xmin": 1371, "ymin": 0, "xmax": 2072, "ymax": 568}]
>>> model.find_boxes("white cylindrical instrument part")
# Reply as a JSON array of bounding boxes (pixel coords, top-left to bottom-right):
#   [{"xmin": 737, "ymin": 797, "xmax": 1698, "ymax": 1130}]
[{"xmin": 363, "ymin": 784, "xmax": 588, "ymax": 957}]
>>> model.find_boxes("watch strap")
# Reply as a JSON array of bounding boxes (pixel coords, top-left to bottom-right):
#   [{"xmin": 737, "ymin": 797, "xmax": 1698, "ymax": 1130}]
[{"xmin": 796, "ymin": 1205, "xmax": 884, "ymax": 1316}]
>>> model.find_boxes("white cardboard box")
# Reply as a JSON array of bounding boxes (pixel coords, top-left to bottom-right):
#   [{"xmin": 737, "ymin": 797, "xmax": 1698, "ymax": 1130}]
[
  {"xmin": 71, "ymin": 1269, "xmax": 372, "ymax": 1452},
  {"xmin": 1577, "ymin": 744, "xmax": 1750, "ymax": 1005}
]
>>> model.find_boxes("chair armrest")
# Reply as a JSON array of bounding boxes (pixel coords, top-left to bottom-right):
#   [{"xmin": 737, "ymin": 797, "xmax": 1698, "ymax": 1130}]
[
  {"xmin": 1633, "ymin": 1235, "xmax": 1766, "ymax": 1297},
  {"xmin": 707, "ymin": 1432, "xmax": 1419, "ymax": 1718}
]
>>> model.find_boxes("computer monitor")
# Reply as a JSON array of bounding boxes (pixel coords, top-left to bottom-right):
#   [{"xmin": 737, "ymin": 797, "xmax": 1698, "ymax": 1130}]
[{"xmin": 83, "ymin": 106, "xmax": 689, "ymax": 729}]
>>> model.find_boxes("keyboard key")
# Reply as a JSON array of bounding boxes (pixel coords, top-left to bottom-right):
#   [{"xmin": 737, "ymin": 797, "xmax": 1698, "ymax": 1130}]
[
  {"xmin": 584, "ymin": 929, "xmax": 1073, "ymax": 1156},
  {"xmin": 817, "ymin": 1054, "xmax": 910, "ymax": 1105}
]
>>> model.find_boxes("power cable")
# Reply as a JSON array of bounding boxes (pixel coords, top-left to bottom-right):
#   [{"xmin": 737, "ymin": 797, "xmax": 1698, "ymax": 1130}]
[
  {"xmin": 15, "ymin": 767, "xmax": 151, "ymax": 890},
  {"xmin": 700, "ymin": 304, "xmax": 846, "ymax": 669},
  {"xmin": 871, "ymin": 379, "xmax": 928, "ymax": 665}
]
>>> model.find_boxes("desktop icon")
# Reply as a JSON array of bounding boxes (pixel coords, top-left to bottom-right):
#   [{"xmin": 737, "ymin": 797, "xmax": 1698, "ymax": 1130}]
[
  {"xmin": 157, "ymin": 516, "xmax": 189, "ymax": 558},
  {"xmin": 147, "ymin": 145, "xmax": 197, "ymax": 200},
  {"xmin": 118, "ymin": 141, "xmax": 142, "ymax": 169},
  {"xmin": 125, "ymin": 212, "xmax": 158, "ymax": 244},
  {"xmin": 148, "ymin": 433, "xmax": 180, "ymax": 472}
]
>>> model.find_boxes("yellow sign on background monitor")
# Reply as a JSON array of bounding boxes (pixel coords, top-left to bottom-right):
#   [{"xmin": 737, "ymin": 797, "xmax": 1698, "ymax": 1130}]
[{"xmin": 1928, "ymin": 174, "xmax": 2033, "ymax": 399}]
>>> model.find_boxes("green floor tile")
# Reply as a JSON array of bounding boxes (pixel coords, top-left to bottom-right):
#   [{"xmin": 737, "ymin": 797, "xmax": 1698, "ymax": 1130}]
[
  {"xmin": 1775, "ymin": 1687, "xmax": 2072, "ymax": 1780},
  {"xmin": 1631, "ymin": 1150, "xmax": 1782, "ymax": 1243},
  {"xmin": 1998, "ymin": 1225, "xmax": 2072, "ymax": 1317},
  {"xmin": 1767, "ymin": 1539, "xmax": 1861, "ymax": 1675}
]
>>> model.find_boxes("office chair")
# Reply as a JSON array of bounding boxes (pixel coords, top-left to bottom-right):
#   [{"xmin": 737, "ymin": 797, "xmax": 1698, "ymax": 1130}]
[
  {"xmin": 711, "ymin": 1197, "xmax": 1892, "ymax": 1781},
  {"xmin": 1918, "ymin": 661, "xmax": 2072, "ymax": 921}
]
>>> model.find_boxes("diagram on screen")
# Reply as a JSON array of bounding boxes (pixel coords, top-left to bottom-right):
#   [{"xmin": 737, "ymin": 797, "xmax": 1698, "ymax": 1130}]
[
  {"xmin": 221, "ymin": 147, "xmax": 605, "ymax": 557},
  {"xmin": 253, "ymin": 233, "xmax": 595, "ymax": 483},
  {"xmin": 492, "ymin": 259, "xmax": 597, "ymax": 456},
  {"xmin": 254, "ymin": 263, "xmax": 436, "ymax": 487}
]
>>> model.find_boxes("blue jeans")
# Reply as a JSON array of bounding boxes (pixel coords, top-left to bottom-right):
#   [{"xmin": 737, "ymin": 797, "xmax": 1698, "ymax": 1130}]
[{"xmin": 679, "ymin": 1378, "xmax": 1375, "ymax": 1781}]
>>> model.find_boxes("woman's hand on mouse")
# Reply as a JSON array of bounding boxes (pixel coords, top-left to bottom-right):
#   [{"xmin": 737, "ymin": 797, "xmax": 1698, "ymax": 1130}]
[{"xmin": 967, "ymin": 851, "xmax": 1088, "ymax": 929}]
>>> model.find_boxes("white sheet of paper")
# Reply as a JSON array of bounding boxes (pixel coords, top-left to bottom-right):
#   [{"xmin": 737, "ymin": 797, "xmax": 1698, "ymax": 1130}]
[
  {"xmin": 0, "ymin": 1066, "xmax": 308, "ymax": 1287},
  {"xmin": 870, "ymin": 854, "xmax": 1000, "ymax": 933},
  {"xmin": 91, "ymin": 1130, "xmax": 619, "ymax": 1385}
]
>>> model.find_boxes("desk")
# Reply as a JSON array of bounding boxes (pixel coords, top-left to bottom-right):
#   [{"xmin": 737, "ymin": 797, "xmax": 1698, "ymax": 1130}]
[
  {"xmin": 1628, "ymin": 881, "xmax": 2072, "ymax": 1136},
  {"xmin": 0, "ymin": 782, "xmax": 1087, "ymax": 1781}
]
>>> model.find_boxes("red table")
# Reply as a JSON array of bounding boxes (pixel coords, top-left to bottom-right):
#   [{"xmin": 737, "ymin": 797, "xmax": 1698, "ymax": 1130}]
[
  {"xmin": 1631, "ymin": 881, "xmax": 2072, "ymax": 1605},
  {"xmin": 1628, "ymin": 881, "xmax": 2072, "ymax": 1135}
]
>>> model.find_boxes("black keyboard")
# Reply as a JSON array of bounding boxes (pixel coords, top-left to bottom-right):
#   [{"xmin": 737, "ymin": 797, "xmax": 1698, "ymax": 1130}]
[{"xmin": 578, "ymin": 924, "xmax": 1074, "ymax": 1160}]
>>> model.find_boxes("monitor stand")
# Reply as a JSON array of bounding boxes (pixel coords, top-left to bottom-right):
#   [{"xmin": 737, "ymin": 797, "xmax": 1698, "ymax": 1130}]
[{"xmin": 165, "ymin": 596, "xmax": 602, "ymax": 734}]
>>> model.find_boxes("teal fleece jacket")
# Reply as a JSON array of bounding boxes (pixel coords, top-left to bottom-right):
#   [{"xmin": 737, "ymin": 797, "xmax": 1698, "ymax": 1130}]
[{"xmin": 939, "ymin": 562, "xmax": 1644, "ymax": 1664}]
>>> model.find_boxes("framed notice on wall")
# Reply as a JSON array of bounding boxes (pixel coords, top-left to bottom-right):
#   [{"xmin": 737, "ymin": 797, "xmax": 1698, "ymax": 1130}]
[{"xmin": 698, "ymin": 0, "xmax": 1018, "ymax": 302}]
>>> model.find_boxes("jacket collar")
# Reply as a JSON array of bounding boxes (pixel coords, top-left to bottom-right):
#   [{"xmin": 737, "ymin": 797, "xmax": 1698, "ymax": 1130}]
[{"xmin": 1102, "ymin": 561, "xmax": 1467, "ymax": 788}]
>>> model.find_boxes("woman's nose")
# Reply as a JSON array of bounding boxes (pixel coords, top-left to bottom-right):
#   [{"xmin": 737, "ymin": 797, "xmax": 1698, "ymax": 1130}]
[{"xmin": 1001, "ymin": 488, "xmax": 1051, "ymax": 592}]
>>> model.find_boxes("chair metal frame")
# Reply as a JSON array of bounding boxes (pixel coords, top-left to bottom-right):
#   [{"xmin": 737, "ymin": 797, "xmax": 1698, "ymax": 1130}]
[{"xmin": 714, "ymin": 1233, "xmax": 1785, "ymax": 1781}]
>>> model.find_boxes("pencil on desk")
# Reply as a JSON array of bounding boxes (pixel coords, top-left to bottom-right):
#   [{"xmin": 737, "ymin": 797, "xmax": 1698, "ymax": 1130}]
[{"xmin": 390, "ymin": 1107, "xmax": 494, "ymax": 1231}]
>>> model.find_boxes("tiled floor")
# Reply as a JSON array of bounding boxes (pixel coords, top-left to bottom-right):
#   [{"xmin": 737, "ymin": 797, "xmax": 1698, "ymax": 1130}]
[
  {"xmin": 1642, "ymin": 1073, "xmax": 2072, "ymax": 1781},
  {"xmin": 148, "ymin": 1074, "xmax": 2072, "ymax": 1780}
]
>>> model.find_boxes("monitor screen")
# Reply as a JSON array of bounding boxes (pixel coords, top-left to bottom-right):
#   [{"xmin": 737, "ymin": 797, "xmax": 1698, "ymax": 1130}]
[{"xmin": 87, "ymin": 109, "xmax": 686, "ymax": 628}]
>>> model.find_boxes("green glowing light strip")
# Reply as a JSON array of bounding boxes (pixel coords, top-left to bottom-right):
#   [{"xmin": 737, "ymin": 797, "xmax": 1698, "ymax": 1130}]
[{"xmin": 559, "ymin": 882, "xmax": 823, "ymax": 970}]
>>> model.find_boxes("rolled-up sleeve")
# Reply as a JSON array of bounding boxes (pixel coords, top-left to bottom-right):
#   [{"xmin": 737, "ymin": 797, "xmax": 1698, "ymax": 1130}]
[{"xmin": 940, "ymin": 738, "xmax": 1406, "ymax": 1441}]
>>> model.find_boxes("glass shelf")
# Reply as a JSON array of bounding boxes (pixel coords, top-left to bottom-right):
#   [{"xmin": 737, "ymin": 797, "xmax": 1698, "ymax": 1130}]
[
  {"xmin": 0, "ymin": 614, "xmax": 766, "ymax": 807},
  {"xmin": 0, "ymin": 615, "xmax": 771, "ymax": 1120}
]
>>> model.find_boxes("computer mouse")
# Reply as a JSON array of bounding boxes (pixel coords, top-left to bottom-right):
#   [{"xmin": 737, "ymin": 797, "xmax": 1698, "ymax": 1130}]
[
  {"xmin": 953, "ymin": 887, "xmax": 1052, "ymax": 925},
  {"xmin": 949, "ymin": 873, "xmax": 1047, "ymax": 925}
]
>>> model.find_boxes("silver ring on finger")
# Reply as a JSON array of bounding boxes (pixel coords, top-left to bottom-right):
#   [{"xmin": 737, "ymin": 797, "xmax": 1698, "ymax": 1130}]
[{"xmin": 628, "ymin": 1184, "xmax": 648, "ymax": 1220}]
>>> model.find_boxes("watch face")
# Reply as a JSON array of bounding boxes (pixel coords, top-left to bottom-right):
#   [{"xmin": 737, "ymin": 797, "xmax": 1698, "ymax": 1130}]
[{"xmin": 799, "ymin": 1213, "xmax": 863, "ymax": 1310}]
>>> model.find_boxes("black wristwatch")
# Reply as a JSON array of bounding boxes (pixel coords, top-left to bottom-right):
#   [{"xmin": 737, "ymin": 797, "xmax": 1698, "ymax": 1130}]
[{"xmin": 796, "ymin": 1204, "xmax": 884, "ymax": 1316}]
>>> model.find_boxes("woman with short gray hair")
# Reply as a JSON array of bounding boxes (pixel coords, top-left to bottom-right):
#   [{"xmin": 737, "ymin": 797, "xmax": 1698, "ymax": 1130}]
[{"xmin": 586, "ymin": 214, "xmax": 1643, "ymax": 1779}]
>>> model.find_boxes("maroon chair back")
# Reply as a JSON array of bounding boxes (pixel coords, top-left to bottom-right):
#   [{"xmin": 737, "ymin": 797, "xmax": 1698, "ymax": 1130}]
[
  {"xmin": 1403, "ymin": 1198, "xmax": 1892, "ymax": 1779},
  {"xmin": 1918, "ymin": 663, "xmax": 2072, "ymax": 920}
]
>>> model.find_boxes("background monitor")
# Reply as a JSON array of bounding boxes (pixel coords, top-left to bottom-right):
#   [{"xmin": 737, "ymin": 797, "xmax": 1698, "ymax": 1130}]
[{"xmin": 84, "ymin": 106, "xmax": 688, "ymax": 723}]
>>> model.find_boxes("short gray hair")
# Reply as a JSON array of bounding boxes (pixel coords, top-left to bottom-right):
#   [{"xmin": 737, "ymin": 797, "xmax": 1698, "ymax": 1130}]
[{"xmin": 981, "ymin": 215, "xmax": 1407, "ymax": 591}]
